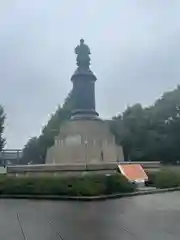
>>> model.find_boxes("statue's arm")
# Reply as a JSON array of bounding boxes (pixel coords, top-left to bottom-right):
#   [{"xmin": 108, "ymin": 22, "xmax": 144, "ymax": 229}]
[{"xmin": 75, "ymin": 46, "xmax": 79, "ymax": 54}]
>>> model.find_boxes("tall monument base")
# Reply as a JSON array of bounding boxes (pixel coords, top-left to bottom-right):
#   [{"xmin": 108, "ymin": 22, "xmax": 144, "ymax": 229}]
[{"xmin": 46, "ymin": 119, "xmax": 124, "ymax": 164}]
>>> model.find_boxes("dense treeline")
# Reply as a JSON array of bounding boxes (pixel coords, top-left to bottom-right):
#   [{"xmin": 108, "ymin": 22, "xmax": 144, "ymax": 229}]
[
  {"xmin": 22, "ymin": 86, "xmax": 180, "ymax": 164},
  {"xmin": 111, "ymin": 86, "xmax": 180, "ymax": 163}
]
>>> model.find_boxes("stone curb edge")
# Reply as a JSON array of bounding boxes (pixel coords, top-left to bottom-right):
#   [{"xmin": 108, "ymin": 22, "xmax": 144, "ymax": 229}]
[{"xmin": 0, "ymin": 187, "xmax": 180, "ymax": 201}]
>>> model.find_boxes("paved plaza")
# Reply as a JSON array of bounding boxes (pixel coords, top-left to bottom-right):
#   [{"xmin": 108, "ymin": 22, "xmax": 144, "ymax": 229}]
[{"xmin": 0, "ymin": 192, "xmax": 180, "ymax": 239}]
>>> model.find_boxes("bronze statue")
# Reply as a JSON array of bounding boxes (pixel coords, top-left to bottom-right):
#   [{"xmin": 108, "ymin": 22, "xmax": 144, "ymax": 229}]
[{"xmin": 75, "ymin": 39, "xmax": 91, "ymax": 69}]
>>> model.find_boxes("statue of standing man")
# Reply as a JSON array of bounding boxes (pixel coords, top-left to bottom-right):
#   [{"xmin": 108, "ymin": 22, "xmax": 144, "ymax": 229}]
[{"xmin": 75, "ymin": 39, "xmax": 91, "ymax": 69}]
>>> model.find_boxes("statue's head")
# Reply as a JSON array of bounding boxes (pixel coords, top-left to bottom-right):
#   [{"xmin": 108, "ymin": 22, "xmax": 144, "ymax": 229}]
[{"xmin": 80, "ymin": 39, "xmax": 84, "ymax": 44}]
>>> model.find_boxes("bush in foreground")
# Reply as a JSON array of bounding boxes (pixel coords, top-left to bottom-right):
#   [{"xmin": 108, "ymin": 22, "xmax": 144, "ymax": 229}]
[
  {"xmin": 0, "ymin": 173, "xmax": 135, "ymax": 196},
  {"xmin": 146, "ymin": 169, "xmax": 180, "ymax": 189},
  {"xmin": 145, "ymin": 171, "xmax": 157, "ymax": 186},
  {"xmin": 153, "ymin": 169, "xmax": 180, "ymax": 189}
]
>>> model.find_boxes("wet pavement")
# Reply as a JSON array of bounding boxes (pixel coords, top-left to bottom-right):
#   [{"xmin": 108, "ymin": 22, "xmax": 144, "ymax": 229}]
[{"xmin": 0, "ymin": 192, "xmax": 180, "ymax": 239}]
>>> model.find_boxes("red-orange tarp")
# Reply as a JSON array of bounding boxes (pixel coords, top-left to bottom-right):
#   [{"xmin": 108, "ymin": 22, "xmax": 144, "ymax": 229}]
[{"xmin": 118, "ymin": 164, "xmax": 148, "ymax": 182}]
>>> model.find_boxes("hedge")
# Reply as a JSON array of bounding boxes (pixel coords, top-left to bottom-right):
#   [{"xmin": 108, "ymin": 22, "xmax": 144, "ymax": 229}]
[
  {"xmin": 146, "ymin": 169, "xmax": 180, "ymax": 189},
  {"xmin": 153, "ymin": 169, "xmax": 180, "ymax": 189},
  {"xmin": 0, "ymin": 173, "xmax": 135, "ymax": 196},
  {"xmin": 145, "ymin": 171, "xmax": 157, "ymax": 186}
]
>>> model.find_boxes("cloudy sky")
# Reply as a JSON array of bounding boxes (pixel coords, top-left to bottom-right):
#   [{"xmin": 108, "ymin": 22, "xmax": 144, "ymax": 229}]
[{"xmin": 0, "ymin": 0, "xmax": 180, "ymax": 148}]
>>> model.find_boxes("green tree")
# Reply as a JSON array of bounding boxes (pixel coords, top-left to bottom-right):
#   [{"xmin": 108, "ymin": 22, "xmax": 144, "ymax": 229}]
[
  {"xmin": 0, "ymin": 106, "xmax": 5, "ymax": 151},
  {"xmin": 111, "ymin": 104, "xmax": 150, "ymax": 161},
  {"xmin": 22, "ymin": 137, "xmax": 41, "ymax": 164},
  {"xmin": 21, "ymin": 90, "xmax": 74, "ymax": 164},
  {"xmin": 111, "ymin": 86, "xmax": 180, "ymax": 163},
  {"xmin": 149, "ymin": 86, "xmax": 180, "ymax": 163}
]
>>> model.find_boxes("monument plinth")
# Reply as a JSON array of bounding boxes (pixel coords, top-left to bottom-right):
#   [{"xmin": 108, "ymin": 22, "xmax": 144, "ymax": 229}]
[{"xmin": 46, "ymin": 39, "xmax": 124, "ymax": 165}]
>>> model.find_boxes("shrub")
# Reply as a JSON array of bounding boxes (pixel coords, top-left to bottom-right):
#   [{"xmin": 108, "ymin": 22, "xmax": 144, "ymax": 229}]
[
  {"xmin": 0, "ymin": 173, "xmax": 135, "ymax": 196},
  {"xmin": 154, "ymin": 169, "xmax": 180, "ymax": 189},
  {"xmin": 105, "ymin": 174, "xmax": 135, "ymax": 194},
  {"xmin": 145, "ymin": 171, "xmax": 157, "ymax": 186}
]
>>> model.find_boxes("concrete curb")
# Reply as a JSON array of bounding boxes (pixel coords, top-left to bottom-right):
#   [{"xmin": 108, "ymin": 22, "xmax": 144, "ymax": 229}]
[{"xmin": 0, "ymin": 187, "xmax": 180, "ymax": 201}]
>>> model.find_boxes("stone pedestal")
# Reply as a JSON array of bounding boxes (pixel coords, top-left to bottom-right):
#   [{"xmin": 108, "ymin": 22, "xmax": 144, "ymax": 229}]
[{"xmin": 46, "ymin": 119, "xmax": 124, "ymax": 164}]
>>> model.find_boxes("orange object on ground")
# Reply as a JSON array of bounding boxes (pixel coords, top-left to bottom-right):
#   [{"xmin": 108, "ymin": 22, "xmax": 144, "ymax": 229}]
[{"xmin": 118, "ymin": 164, "xmax": 148, "ymax": 182}]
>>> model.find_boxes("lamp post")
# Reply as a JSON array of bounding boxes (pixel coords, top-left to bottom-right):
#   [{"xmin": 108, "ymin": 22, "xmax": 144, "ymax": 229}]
[{"xmin": 84, "ymin": 139, "xmax": 88, "ymax": 164}]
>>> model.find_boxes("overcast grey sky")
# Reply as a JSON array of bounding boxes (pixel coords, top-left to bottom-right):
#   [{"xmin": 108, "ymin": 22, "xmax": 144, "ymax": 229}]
[{"xmin": 0, "ymin": 0, "xmax": 180, "ymax": 148}]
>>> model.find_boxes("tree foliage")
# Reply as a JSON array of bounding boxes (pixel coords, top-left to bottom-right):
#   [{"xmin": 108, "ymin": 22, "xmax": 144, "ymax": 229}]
[
  {"xmin": 0, "ymin": 106, "xmax": 5, "ymax": 151},
  {"xmin": 21, "ymin": 90, "xmax": 74, "ymax": 164},
  {"xmin": 111, "ymin": 86, "xmax": 180, "ymax": 163}
]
